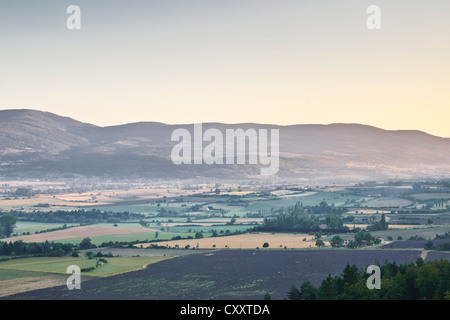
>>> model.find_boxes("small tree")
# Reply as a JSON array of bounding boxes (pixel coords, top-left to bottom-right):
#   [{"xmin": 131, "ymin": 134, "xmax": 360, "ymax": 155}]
[
  {"xmin": 262, "ymin": 242, "xmax": 269, "ymax": 248},
  {"xmin": 79, "ymin": 238, "xmax": 93, "ymax": 250},
  {"xmin": 315, "ymin": 239, "xmax": 325, "ymax": 247},
  {"xmin": 0, "ymin": 215, "xmax": 16, "ymax": 238},
  {"xmin": 287, "ymin": 285, "xmax": 302, "ymax": 300},
  {"xmin": 299, "ymin": 281, "xmax": 317, "ymax": 300},
  {"xmin": 424, "ymin": 240, "xmax": 434, "ymax": 250},
  {"xmin": 330, "ymin": 235, "xmax": 344, "ymax": 248},
  {"xmin": 317, "ymin": 274, "xmax": 338, "ymax": 300},
  {"xmin": 342, "ymin": 263, "xmax": 359, "ymax": 286},
  {"xmin": 195, "ymin": 232, "xmax": 204, "ymax": 239}
]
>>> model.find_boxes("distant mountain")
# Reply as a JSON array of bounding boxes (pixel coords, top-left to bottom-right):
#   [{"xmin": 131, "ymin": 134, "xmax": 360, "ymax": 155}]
[{"xmin": 1, "ymin": 109, "xmax": 450, "ymax": 182}]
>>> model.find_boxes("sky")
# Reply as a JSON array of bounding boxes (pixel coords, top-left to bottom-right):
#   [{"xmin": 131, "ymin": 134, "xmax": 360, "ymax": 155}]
[{"xmin": 1, "ymin": 0, "xmax": 449, "ymax": 137}]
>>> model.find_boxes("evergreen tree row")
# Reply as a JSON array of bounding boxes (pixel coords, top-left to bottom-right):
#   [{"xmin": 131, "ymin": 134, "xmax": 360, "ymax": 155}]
[{"xmin": 287, "ymin": 259, "xmax": 450, "ymax": 300}]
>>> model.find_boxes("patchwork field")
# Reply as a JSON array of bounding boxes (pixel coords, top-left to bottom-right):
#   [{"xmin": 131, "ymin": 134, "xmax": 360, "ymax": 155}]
[
  {"xmin": 1, "ymin": 181, "xmax": 449, "ymax": 301},
  {"xmin": 2, "ymin": 249, "xmax": 425, "ymax": 300},
  {"xmin": 0, "ymin": 254, "xmax": 172, "ymax": 297},
  {"xmin": 0, "ymin": 185, "xmax": 207, "ymax": 213},
  {"xmin": 0, "ymin": 255, "xmax": 170, "ymax": 277}
]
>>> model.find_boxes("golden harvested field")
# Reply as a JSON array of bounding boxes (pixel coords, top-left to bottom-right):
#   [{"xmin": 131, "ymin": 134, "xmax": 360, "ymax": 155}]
[
  {"xmin": 351, "ymin": 209, "xmax": 391, "ymax": 214},
  {"xmin": 1, "ymin": 225, "xmax": 158, "ymax": 243},
  {"xmin": 0, "ymin": 273, "xmax": 69, "ymax": 297},
  {"xmin": 138, "ymin": 233, "xmax": 325, "ymax": 249},
  {"xmin": 387, "ymin": 225, "xmax": 421, "ymax": 229},
  {"xmin": 0, "ymin": 194, "xmax": 59, "ymax": 206}
]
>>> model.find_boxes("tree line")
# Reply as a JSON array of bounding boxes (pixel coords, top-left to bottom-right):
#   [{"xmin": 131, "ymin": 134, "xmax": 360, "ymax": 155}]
[
  {"xmin": 0, "ymin": 236, "xmax": 114, "ymax": 258},
  {"xmin": 258, "ymin": 202, "xmax": 349, "ymax": 232},
  {"xmin": 7, "ymin": 209, "xmax": 145, "ymax": 224},
  {"xmin": 0, "ymin": 240, "xmax": 76, "ymax": 258},
  {"xmin": 287, "ymin": 259, "xmax": 450, "ymax": 300}
]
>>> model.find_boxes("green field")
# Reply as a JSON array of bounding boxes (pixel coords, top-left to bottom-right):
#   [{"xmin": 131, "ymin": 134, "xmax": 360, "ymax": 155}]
[
  {"xmin": 95, "ymin": 201, "xmax": 206, "ymax": 215},
  {"xmin": 0, "ymin": 255, "xmax": 170, "ymax": 277},
  {"xmin": 0, "ymin": 268, "xmax": 46, "ymax": 281},
  {"xmin": 14, "ymin": 221, "xmax": 79, "ymax": 236},
  {"xmin": 53, "ymin": 231, "xmax": 211, "ymax": 246},
  {"xmin": 228, "ymin": 192, "xmax": 372, "ymax": 216},
  {"xmin": 91, "ymin": 192, "xmax": 374, "ymax": 218}
]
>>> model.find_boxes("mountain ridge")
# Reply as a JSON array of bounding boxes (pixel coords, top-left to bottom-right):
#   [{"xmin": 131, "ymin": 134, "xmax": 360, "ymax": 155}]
[{"xmin": 1, "ymin": 109, "xmax": 450, "ymax": 182}]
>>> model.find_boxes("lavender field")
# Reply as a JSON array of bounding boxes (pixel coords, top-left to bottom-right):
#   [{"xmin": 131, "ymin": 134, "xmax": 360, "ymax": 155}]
[
  {"xmin": 3, "ymin": 249, "xmax": 423, "ymax": 300},
  {"xmin": 381, "ymin": 239, "xmax": 450, "ymax": 249}
]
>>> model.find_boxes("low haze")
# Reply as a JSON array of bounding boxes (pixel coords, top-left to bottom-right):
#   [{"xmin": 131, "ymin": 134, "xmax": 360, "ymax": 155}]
[{"xmin": 1, "ymin": 1, "xmax": 449, "ymax": 137}]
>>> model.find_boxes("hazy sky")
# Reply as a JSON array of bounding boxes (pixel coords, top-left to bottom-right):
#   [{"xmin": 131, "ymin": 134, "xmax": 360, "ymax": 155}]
[{"xmin": 1, "ymin": 0, "xmax": 449, "ymax": 137}]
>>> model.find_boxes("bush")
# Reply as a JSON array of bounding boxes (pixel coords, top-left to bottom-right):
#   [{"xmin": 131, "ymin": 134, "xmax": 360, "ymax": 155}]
[
  {"xmin": 435, "ymin": 242, "xmax": 450, "ymax": 251},
  {"xmin": 80, "ymin": 266, "xmax": 96, "ymax": 272}
]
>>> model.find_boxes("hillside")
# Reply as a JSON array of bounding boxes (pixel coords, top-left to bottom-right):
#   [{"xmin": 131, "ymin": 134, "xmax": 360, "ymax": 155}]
[{"xmin": 1, "ymin": 109, "xmax": 450, "ymax": 182}]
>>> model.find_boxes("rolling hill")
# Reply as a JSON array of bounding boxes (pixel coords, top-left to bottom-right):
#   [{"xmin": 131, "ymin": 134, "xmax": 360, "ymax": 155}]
[{"xmin": 1, "ymin": 109, "xmax": 450, "ymax": 182}]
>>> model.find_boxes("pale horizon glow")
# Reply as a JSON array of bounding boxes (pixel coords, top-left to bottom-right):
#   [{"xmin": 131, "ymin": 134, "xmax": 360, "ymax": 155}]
[{"xmin": 1, "ymin": 0, "xmax": 450, "ymax": 137}]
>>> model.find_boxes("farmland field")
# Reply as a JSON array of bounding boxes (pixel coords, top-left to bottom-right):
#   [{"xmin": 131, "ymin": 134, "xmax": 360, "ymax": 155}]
[
  {"xmin": 14, "ymin": 221, "xmax": 78, "ymax": 236},
  {"xmin": 426, "ymin": 251, "xmax": 450, "ymax": 261},
  {"xmin": 2, "ymin": 249, "xmax": 423, "ymax": 300},
  {"xmin": 1, "ymin": 225, "xmax": 158, "ymax": 243},
  {"xmin": 58, "ymin": 231, "xmax": 203, "ymax": 245},
  {"xmin": 85, "ymin": 248, "xmax": 212, "ymax": 257},
  {"xmin": 369, "ymin": 226, "xmax": 450, "ymax": 241},
  {"xmin": 343, "ymin": 223, "xmax": 420, "ymax": 230},
  {"xmin": 364, "ymin": 197, "xmax": 413, "ymax": 208},
  {"xmin": 138, "ymin": 232, "xmax": 320, "ymax": 249},
  {"xmin": 380, "ymin": 239, "xmax": 450, "ymax": 249},
  {"xmin": 230, "ymin": 192, "xmax": 372, "ymax": 216},
  {"xmin": 0, "ymin": 255, "xmax": 170, "ymax": 277},
  {"xmin": 0, "ymin": 253, "xmax": 172, "ymax": 297},
  {"xmin": 0, "ymin": 270, "xmax": 70, "ymax": 297},
  {"xmin": 410, "ymin": 193, "xmax": 450, "ymax": 201},
  {"xmin": 1, "ymin": 181, "xmax": 450, "ymax": 301}
]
